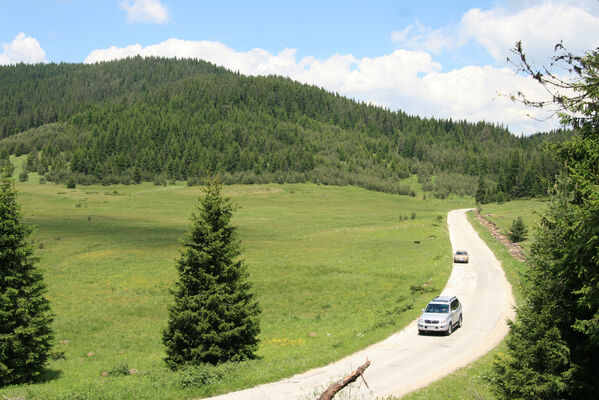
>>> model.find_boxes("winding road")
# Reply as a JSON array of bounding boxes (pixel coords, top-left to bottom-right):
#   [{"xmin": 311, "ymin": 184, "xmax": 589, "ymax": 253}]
[{"xmin": 205, "ymin": 209, "xmax": 515, "ymax": 399}]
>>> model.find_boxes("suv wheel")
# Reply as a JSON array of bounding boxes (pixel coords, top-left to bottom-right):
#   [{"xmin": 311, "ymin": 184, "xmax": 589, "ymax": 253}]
[
  {"xmin": 418, "ymin": 329, "xmax": 425, "ymax": 335},
  {"xmin": 458, "ymin": 315, "xmax": 463, "ymax": 328},
  {"xmin": 446, "ymin": 322, "xmax": 453, "ymax": 336}
]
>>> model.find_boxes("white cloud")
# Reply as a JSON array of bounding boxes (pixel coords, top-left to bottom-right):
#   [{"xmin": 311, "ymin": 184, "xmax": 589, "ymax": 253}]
[
  {"xmin": 120, "ymin": 0, "xmax": 169, "ymax": 24},
  {"xmin": 0, "ymin": 33, "xmax": 47, "ymax": 65},
  {"xmin": 390, "ymin": 20, "xmax": 462, "ymax": 55},
  {"xmin": 461, "ymin": 2, "xmax": 599, "ymax": 63},
  {"xmin": 391, "ymin": 1, "xmax": 599, "ymax": 63},
  {"xmin": 84, "ymin": 38, "xmax": 561, "ymax": 135}
]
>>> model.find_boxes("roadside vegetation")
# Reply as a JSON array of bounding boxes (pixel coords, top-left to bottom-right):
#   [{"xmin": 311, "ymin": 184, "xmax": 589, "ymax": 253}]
[
  {"xmin": 401, "ymin": 206, "xmax": 530, "ymax": 400},
  {"xmin": 408, "ymin": 43, "xmax": 599, "ymax": 400},
  {"xmin": 492, "ymin": 43, "xmax": 599, "ymax": 400},
  {"xmin": 1, "ymin": 171, "xmax": 470, "ymax": 399},
  {"xmin": 477, "ymin": 199, "xmax": 548, "ymax": 252}
]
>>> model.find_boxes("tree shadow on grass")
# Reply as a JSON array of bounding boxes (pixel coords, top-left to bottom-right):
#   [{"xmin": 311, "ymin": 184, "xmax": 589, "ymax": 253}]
[{"xmin": 36, "ymin": 368, "xmax": 63, "ymax": 384}]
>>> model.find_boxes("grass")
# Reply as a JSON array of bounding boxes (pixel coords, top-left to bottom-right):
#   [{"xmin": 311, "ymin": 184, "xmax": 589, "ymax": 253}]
[
  {"xmin": 3, "ymin": 164, "xmax": 472, "ymax": 399},
  {"xmin": 476, "ymin": 199, "xmax": 548, "ymax": 252}
]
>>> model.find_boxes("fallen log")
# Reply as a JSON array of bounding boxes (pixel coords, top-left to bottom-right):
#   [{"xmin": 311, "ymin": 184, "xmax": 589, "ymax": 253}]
[{"xmin": 317, "ymin": 360, "xmax": 371, "ymax": 400}]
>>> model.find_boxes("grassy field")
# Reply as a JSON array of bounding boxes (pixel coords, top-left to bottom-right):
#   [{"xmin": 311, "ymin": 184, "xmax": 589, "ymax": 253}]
[
  {"xmin": 477, "ymin": 199, "xmax": 548, "ymax": 252},
  {"xmin": 3, "ymin": 168, "xmax": 472, "ymax": 399}
]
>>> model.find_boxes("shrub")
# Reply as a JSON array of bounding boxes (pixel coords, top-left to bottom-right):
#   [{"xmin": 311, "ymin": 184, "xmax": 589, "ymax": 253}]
[
  {"xmin": 18, "ymin": 171, "xmax": 28, "ymax": 182},
  {"xmin": 177, "ymin": 364, "xmax": 224, "ymax": 388},
  {"xmin": 186, "ymin": 176, "xmax": 201, "ymax": 186},
  {"xmin": 108, "ymin": 362, "xmax": 129, "ymax": 377}
]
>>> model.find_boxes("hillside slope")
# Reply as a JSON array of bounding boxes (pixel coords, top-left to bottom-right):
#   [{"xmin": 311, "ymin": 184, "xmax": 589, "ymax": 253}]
[{"xmin": 0, "ymin": 57, "xmax": 567, "ymax": 198}]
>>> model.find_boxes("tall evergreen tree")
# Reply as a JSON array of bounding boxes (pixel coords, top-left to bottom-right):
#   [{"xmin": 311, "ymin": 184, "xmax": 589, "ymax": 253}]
[
  {"xmin": 163, "ymin": 178, "xmax": 260, "ymax": 369},
  {"xmin": 0, "ymin": 170, "xmax": 53, "ymax": 386},
  {"xmin": 475, "ymin": 175, "xmax": 488, "ymax": 204},
  {"xmin": 493, "ymin": 44, "xmax": 599, "ymax": 399}
]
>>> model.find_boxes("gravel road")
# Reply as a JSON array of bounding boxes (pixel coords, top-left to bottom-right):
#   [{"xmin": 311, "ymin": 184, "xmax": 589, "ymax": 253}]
[{"xmin": 204, "ymin": 209, "xmax": 515, "ymax": 399}]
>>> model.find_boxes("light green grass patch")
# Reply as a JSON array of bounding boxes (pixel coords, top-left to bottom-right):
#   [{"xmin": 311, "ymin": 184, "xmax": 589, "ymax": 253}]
[
  {"xmin": 4, "ymin": 180, "xmax": 471, "ymax": 399},
  {"xmin": 477, "ymin": 199, "xmax": 548, "ymax": 252}
]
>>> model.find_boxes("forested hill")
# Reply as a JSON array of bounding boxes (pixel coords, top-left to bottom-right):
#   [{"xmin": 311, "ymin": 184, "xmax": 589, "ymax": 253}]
[{"xmin": 0, "ymin": 57, "xmax": 567, "ymax": 199}]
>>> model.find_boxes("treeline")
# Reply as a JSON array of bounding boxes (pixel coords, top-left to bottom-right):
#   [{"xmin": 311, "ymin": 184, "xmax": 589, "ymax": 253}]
[
  {"xmin": 0, "ymin": 57, "xmax": 567, "ymax": 199},
  {"xmin": 0, "ymin": 57, "xmax": 227, "ymax": 138}
]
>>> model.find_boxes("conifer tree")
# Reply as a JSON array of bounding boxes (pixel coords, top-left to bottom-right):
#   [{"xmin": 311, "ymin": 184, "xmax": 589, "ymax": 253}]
[
  {"xmin": 0, "ymin": 170, "xmax": 53, "ymax": 386},
  {"xmin": 475, "ymin": 175, "xmax": 488, "ymax": 204},
  {"xmin": 163, "ymin": 178, "xmax": 260, "ymax": 369},
  {"xmin": 493, "ymin": 44, "xmax": 599, "ymax": 399},
  {"xmin": 507, "ymin": 216, "xmax": 527, "ymax": 243}
]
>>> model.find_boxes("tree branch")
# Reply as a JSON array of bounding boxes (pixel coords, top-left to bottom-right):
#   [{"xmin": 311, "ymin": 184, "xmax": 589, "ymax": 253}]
[{"xmin": 317, "ymin": 360, "xmax": 371, "ymax": 400}]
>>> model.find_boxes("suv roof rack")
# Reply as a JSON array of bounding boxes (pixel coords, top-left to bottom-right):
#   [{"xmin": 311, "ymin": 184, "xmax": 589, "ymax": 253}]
[{"xmin": 432, "ymin": 296, "xmax": 455, "ymax": 303}]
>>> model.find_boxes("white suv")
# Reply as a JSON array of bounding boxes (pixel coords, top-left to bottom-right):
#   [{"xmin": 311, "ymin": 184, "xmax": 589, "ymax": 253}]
[{"xmin": 418, "ymin": 296, "xmax": 463, "ymax": 335}]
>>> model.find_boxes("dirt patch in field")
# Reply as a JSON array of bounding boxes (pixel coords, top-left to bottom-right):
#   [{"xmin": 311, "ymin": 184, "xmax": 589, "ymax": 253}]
[
  {"xmin": 474, "ymin": 209, "xmax": 526, "ymax": 262},
  {"xmin": 224, "ymin": 186, "xmax": 284, "ymax": 196}
]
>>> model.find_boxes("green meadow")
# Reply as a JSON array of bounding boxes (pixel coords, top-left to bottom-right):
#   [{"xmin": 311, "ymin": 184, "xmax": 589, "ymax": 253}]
[
  {"xmin": 477, "ymin": 199, "xmax": 548, "ymax": 251},
  {"xmin": 3, "ymin": 174, "xmax": 471, "ymax": 399}
]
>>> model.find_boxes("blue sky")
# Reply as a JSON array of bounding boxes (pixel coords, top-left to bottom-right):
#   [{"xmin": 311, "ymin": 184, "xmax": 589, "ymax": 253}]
[{"xmin": 2, "ymin": 0, "xmax": 599, "ymax": 135}]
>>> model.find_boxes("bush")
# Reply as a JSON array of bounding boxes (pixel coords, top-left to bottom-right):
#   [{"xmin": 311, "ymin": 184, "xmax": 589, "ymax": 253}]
[
  {"xmin": 153, "ymin": 175, "xmax": 166, "ymax": 186},
  {"xmin": 186, "ymin": 176, "xmax": 201, "ymax": 186},
  {"xmin": 101, "ymin": 175, "xmax": 119, "ymax": 186},
  {"xmin": 66, "ymin": 177, "xmax": 76, "ymax": 189},
  {"xmin": 177, "ymin": 364, "xmax": 224, "ymax": 388},
  {"xmin": 108, "ymin": 362, "xmax": 129, "ymax": 377}
]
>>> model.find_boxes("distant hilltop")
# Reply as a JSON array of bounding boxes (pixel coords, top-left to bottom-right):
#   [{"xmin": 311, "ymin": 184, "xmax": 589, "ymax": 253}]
[{"xmin": 0, "ymin": 57, "xmax": 569, "ymax": 200}]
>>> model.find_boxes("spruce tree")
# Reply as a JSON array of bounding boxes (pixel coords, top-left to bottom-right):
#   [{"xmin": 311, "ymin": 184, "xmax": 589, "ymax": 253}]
[
  {"xmin": 475, "ymin": 175, "xmax": 488, "ymax": 204},
  {"xmin": 507, "ymin": 216, "xmax": 527, "ymax": 242},
  {"xmin": 163, "ymin": 179, "xmax": 260, "ymax": 369},
  {"xmin": 0, "ymin": 170, "xmax": 53, "ymax": 386}
]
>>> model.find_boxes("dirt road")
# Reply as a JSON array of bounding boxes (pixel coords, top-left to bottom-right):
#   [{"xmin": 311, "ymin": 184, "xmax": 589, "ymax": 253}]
[{"xmin": 205, "ymin": 209, "xmax": 515, "ymax": 399}]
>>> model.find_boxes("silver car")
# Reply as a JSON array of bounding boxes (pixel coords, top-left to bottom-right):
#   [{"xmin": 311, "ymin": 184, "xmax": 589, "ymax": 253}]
[
  {"xmin": 453, "ymin": 250, "xmax": 469, "ymax": 263},
  {"xmin": 418, "ymin": 296, "xmax": 463, "ymax": 335}
]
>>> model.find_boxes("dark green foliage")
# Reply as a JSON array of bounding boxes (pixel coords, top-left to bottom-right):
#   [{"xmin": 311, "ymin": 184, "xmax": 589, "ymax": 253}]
[
  {"xmin": 475, "ymin": 175, "xmax": 488, "ymax": 204},
  {"xmin": 163, "ymin": 179, "xmax": 260, "ymax": 369},
  {"xmin": 0, "ymin": 58, "xmax": 565, "ymax": 198},
  {"xmin": 176, "ymin": 362, "xmax": 235, "ymax": 388},
  {"xmin": 493, "ymin": 174, "xmax": 599, "ymax": 399},
  {"xmin": 18, "ymin": 170, "xmax": 28, "ymax": 182},
  {"xmin": 107, "ymin": 362, "xmax": 130, "ymax": 377},
  {"xmin": 507, "ymin": 216, "xmax": 527, "ymax": 242},
  {"xmin": 0, "ymin": 171, "xmax": 53, "ymax": 386},
  {"xmin": 66, "ymin": 176, "xmax": 76, "ymax": 189},
  {"xmin": 493, "ymin": 45, "xmax": 599, "ymax": 399}
]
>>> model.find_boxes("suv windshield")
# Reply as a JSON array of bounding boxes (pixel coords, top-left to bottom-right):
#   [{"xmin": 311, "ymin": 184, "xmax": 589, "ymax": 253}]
[
  {"xmin": 425, "ymin": 304, "xmax": 449, "ymax": 313},
  {"xmin": 456, "ymin": 251, "xmax": 467, "ymax": 255}
]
